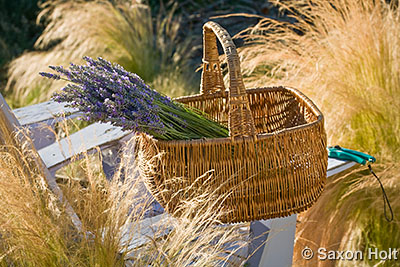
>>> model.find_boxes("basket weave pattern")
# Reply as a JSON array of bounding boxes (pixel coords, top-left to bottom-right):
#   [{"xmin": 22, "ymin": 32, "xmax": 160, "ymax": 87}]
[{"xmin": 138, "ymin": 22, "xmax": 328, "ymax": 223}]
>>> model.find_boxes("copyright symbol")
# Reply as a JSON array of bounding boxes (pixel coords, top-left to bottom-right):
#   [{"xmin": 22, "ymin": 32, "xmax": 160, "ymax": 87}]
[{"xmin": 302, "ymin": 246, "xmax": 314, "ymax": 260}]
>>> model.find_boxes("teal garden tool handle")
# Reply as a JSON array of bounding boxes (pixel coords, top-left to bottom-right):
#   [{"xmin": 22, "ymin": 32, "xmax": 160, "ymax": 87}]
[{"xmin": 328, "ymin": 146, "xmax": 376, "ymax": 165}]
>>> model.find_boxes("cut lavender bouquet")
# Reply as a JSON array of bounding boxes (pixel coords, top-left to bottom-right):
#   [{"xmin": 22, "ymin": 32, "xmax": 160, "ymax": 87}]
[{"xmin": 40, "ymin": 56, "xmax": 228, "ymax": 140}]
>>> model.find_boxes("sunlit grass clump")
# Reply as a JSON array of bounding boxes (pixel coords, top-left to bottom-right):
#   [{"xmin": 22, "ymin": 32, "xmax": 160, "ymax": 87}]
[
  {"xmin": 5, "ymin": 0, "xmax": 197, "ymax": 107},
  {"xmin": 0, "ymin": 112, "xmax": 247, "ymax": 266},
  {"xmin": 291, "ymin": 164, "xmax": 399, "ymax": 267},
  {"xmin": 238, "ymin": 0, "xmax": 400, "ymax": 161},
  {"xmin": 236, "ymin": 1, "xmax": 400, "ymax": 265}
]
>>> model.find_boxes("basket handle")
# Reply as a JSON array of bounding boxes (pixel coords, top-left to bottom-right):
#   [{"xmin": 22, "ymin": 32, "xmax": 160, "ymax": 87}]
[{"xmin": 201, "ymin": 21, "xmax": 257, "ymax": 140}]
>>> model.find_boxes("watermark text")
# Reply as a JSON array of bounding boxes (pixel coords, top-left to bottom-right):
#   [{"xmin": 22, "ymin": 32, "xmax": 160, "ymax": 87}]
[{"xmin": 301, "ymin": 247, "xmax": 399, "ymax": 261}]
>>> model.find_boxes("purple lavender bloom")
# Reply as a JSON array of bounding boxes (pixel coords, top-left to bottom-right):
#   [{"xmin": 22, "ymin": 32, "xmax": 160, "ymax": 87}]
[
  {"xmin": 40, "ymin": 56, "xmax": 228, "ymax": 140},
  {"xmin": 39, "ymin": 72, "xmax": 61, "ymax": 80}
]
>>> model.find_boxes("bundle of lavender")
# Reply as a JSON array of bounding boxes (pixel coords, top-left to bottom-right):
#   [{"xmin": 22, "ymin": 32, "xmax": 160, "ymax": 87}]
[{"xmin": 40, "ymin": 57, "xmax": 228, "ymax": 140}]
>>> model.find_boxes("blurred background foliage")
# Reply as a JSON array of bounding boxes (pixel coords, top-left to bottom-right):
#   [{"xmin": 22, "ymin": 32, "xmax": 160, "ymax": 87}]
[
  {"xmin": 0, "ymin": 0, "xmax": 271, "ymax": 107},
  {"xmin": 0, "ymin": 0, "xmax": 43, "ymax": 67},
  {"xmin": 0, "ymin": 0, "xmax": 43, "ymax": 96}
]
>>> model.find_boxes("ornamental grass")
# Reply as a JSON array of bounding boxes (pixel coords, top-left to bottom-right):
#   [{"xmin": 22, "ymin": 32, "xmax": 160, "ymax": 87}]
[
  {"xmin": 5, "ymin": 0, "xmax": 196, "ymax": 108},
  {"xmin": 234, "ymin": 0, "xmax": 400, "ymax": 265},
  {"xmin": 0, "ymin": 112, "xmax": 248, "ymax": 266},
  {"xmin": 237, "ymin": 0, "xmax": 400, "ymax": 161}
]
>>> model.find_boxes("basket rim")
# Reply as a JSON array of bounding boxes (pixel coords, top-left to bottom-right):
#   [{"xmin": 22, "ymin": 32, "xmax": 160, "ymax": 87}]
[{"xmin": 158, "ymin": 85, "xmax": 324, "ymax": 145}]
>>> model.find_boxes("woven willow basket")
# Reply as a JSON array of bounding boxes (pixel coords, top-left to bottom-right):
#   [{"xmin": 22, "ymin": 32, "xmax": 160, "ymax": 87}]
[{"xmin": 138, "ymin": 21, "xmax": 328, "ymax": 223}]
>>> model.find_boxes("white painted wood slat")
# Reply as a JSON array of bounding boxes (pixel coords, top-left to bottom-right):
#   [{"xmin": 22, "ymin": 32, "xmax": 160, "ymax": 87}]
[
  {"xmin": 13, "ymin": 100, "xmax": 79, "ymax": 126},
  {"xmin": 38, "ymin": 122, "xmax": 130, "ymax": 172}
]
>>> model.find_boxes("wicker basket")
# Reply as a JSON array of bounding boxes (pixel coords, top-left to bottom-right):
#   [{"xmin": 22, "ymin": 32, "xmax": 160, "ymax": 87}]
[{"xmin": 138, "ymin": 21, "xmax": 328, "ymax": 223}]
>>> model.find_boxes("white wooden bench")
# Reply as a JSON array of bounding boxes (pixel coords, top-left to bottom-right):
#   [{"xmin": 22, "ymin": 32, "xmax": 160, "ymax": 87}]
[{"xmin": 3, "ymin": 96, "xmax": 357, "ymax": 266}]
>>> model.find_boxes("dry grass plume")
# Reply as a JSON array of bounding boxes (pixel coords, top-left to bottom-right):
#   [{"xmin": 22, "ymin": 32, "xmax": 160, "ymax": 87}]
[{"xmin": 0, "ymin": 109, "xmax": 248, "ymax": 266}]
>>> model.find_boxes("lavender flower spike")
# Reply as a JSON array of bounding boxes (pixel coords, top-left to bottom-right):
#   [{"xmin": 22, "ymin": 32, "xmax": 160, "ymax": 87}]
[
  {"xmin": 40, "ymin": 56, "xmax": 228, "ymax": 140},
  {"xmin": 39, "ymin": 72, "xmax": 61, "ymax": 80}
]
